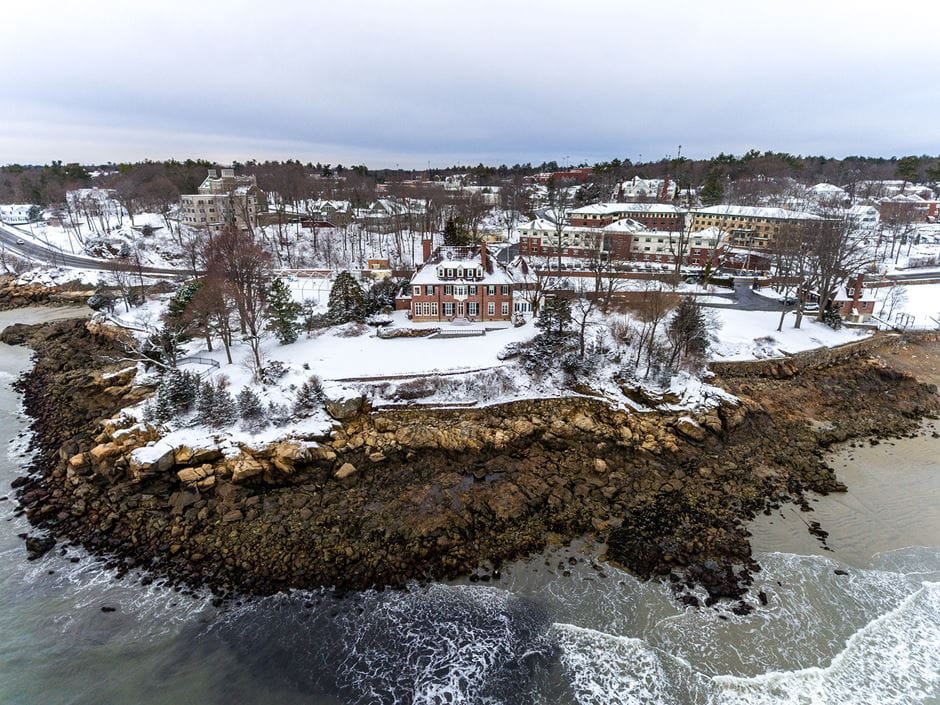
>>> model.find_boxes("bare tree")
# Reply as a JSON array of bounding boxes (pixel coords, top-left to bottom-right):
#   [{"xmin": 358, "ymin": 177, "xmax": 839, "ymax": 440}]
[
  {"xmin": 204, "ymin": 227, "xmax": 273, "ymax": 375},
  {"xmin": 545, "ymin": 180, "xmax": 573, "ymax": 272},
  {"xmin": 803, "ymin": 212, "xmax": 872, "ymax": 323}
]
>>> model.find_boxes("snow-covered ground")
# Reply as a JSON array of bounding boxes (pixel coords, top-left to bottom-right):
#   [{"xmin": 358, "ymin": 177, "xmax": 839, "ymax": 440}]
[
  {"xmin": 871, "ymin": 283, "xmax": 940, "ymax": 329},
  {"xmin": 709, "ymin": 309, "xmax": 871, "ymax": 361}
]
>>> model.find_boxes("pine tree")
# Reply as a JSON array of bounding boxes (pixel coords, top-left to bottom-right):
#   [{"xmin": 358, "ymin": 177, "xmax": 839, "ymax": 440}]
[
  {"xmin": 165, "ymin": 370, "xmax": 199, "ymax": 412},
  {"xmin": 700, "ymin": 168, "xmax": 725, "ymax": 206},
  {"xmin": 535, "ymin": 296, "xmax": 572, "ymax": 340},
  {"xmin": 442, "ymin": 217, "xmax": 461, "ymax": 246},
  {"xmin": 293, "ymin": 375, "xmax": 325, "ymax": 417},
  {"xmin": 147, "ymin": 382, "xmax": 175, "ymax": 425},
  {"xmin": 237, "ymin": 386, "xmax": 266, "ymax": 432},
  {"xmin": 209, "ymin": 381, "xmax": 238, "ymax": 428},
  {"xmin": 327, "ymin": 272, "xmax": 366, "ymax": 324},
  {"xmin": 266, "ymin": 277, "xmax": 302, "ymax": 344},
  {"xmin": 196, "ymin": 380, "xmax": 216, "ymax": 426},
  {"xmin": 268, "ymin": 401, "xmax": 291, "ymax": 427}
]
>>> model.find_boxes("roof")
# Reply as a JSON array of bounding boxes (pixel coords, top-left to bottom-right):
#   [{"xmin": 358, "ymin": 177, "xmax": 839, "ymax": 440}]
[
  {"xmin": 601, "ymin": 218, "xmax": 647, "ymax": 233},
  {"xmin": 410, "ymin": 246, "xmax": 515, "ymax": 286},
  {"xmin": 569, "ymin": 202, "xmax": 682, "ymax": 215},
  {"xmin": 694, "ymin": 205, "xmax": 822, "ymax": 220}
]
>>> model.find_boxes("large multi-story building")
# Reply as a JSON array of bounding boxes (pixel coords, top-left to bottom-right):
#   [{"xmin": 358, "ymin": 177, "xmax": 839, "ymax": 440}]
[
  {"xmin": 517, "ymin": 217, "xmax": 646, "ymax": 259},
  {"xmin": 567, "ymin": 203, "xmax": 685, "ymax": 231},
  {"xmin": 629, "ymin": 226, "xmax": 725, "ymax": 266},
  {"xmin": 688, "ymin": 205, "xmax": 821, "ymax": 250},
  {"xmin": 180, "ymin": 168, "xmax": 267, "ymax": 231},
  {"xmin": 405, "ymin": 242, "xmax": 517, "ymax": 322}
]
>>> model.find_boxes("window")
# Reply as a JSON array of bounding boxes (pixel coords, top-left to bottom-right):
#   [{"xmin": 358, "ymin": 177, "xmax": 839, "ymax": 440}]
[
  {"xmin": 468, "ymin": 302, "xmax": 479, "ymax": 316},
  {"xmin": 454, "ymin": 285, "xmax": 466, "ymax": 297},
  {"xmin": 443, "ymin": 302, "xmax": 454, "ymax": 316},
  {"xmin": 500, "ymin": 285, "xmax": 509, "ymax": 295},
  {"xmin": 487, "ymin": 302, "xmax": 495, "ymax": 316},
  {"xmin": 425, "ymin": 285, "xmax": 434, "ymax": 295},
  {"xmin": 501, "ymin": 302, "xmax": 509, "ymax": 316},
  {"xmin": 413, "ymin": 286, "xmax": 421, "ymax": 296},
  {"xmin": 431, "ymin": 302, "xmax": 438, "ymax": 316},
  {"xmin": 468, "ymin": 285, "xmax": 477, "ymax": 295},
  {"xmin": 487, "ymin": 285, "xmax": 495, "ymax": 295}
]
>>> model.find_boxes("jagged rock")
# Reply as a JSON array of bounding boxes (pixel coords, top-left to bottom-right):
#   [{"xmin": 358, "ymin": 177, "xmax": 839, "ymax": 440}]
[
  {"xmin": 231, "ymin": 458, "xmax": 264, "ymax": 484},
  {"xmin": 325, "ymin": 396, "xmax": 369, "ymax": 421},
  {"xmin": 335, "ymin": 462, "xmax": 358, "ymax": 479},
  {"xmin": 68, "ymin": 452, "xmax": 87, "ymax": 468},
  {"xmin": 177, "ymin": 465, "xmax": 214, "ymax": 485},
  {"xmin": 175, "ymin": 446, "xmax": 223, "ymax": 466},
  {"xmin": 593, "ymin": 458, "xmax": 608, "ymax": 472},
  {"xmin": 368, "ymin": 452, "xmax": 386, "ymax": 463},
  {"xmin": 169, "ymin": 490, "xmax": 200, "ymax": 511},
  {"xmin": 271, "ymin": 442, "xmax": 310, "ymax": 473},
  {"xmin": 89, "ymin": 442, "xmax": 121, "ymax": 463},
  {"xmin": 674, "ymin": 418, "xmax": 707, "ymax": 442}
]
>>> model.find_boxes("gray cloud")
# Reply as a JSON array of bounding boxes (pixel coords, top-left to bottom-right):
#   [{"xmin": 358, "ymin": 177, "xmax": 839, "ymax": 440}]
[{"xmin": 1, "ymin": 0, "xmax": 937, "ymax": 166}]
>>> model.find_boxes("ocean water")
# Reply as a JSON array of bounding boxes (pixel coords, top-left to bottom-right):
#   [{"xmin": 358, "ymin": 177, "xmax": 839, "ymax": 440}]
[{"xmin": 0, "ymin": 307, "xmax": 937, "ymax": 705}]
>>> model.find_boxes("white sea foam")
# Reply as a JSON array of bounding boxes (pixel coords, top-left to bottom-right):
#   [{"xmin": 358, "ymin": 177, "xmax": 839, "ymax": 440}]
[{"xmin": 711, "ymin": 582, "xmax": 940, "ymax": 705}]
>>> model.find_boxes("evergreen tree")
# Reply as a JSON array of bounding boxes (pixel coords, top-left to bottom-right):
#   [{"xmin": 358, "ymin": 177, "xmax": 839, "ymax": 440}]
[
  {"xmin": 196, "ymin": 380, "xmax": 216, "ymax": 426},
  {"xmin": 266, "ymin": 277, "xmax": 302, "ymax": 344},
  {"xmin": 535, "ymin": 296, "xmax": 572, "ymax": 339},
  {"xmin": 237, "ymin": 386, "xmax": 266, "ymax": 432},
  {"xmin": 165, "ymin": 370, "xmax": 199, "ymax": 412},
  {"xmin": 268, "ymin": 401, "xmax": 291, "ymax": 427},
  {"xmin": 293, "ymin": 375, "xmax": 325, "ymax": 417},
  {"xmin": 442, "ymin": 216, "xmax": 473, "ymax": 246},
  {"xmin": 699, "ymin": 168, "xmax": 725, "ymax": 206},
  {"xmin": 147, "ymin": 382, "xmax": 175, "ymax": 425},
  {"xmin": 208, "ymin": 381, "xmax": 238, "ymax": 428},
  {"xmin": 327, "ymin": 272, "xmax": 366, "ymax": 324},
  {"xmin": 366, "ymin": 278, "xmax": 401, "ymax": 314}
]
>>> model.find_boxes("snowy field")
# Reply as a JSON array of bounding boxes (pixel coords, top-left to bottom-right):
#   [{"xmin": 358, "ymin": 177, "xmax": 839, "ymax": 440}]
[
  {"xmin": 871, "ymin": 283, "xmax": 940, "ymax": 329},
  {"xmin": 709, "ymin": 309, "xmax": 871, "ymax": 361}
]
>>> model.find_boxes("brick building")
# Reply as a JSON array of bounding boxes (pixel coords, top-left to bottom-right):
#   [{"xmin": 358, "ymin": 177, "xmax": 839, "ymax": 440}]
[
  {"xmin": 568, "ymin": 202, "xmax": 685, "ymax": 231},
  {"xmin": 407, "ymin": 241, "xmax": 516, "ymax": 322},
  {"xmin": 517, "ymin": 217, "xmax": 646, "ymax": 260}
]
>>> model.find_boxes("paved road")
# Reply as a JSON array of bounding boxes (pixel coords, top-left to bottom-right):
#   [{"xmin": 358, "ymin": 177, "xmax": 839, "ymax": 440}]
[
  {"xmin": 0, "ymin": 222, "xmax": 193, "ymax": 276},
  {"xmin": 699, "ymin": 279, "xmax": 788, "ymax": 312}
]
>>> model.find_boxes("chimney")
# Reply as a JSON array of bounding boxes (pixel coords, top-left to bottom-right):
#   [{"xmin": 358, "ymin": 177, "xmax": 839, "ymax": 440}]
[
  {"xmin": 480, "ymin": 240, "xmax": 488, "ymax": 271},
  {"xmin": 422, "ymin": 238, "xmax": 432, "ymax": 263},
  {"xmin": 852, "ymin": 273, "xmax": 864, "ymax": 307}
]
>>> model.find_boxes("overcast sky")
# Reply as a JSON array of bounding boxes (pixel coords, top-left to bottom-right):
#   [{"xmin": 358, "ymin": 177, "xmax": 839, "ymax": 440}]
[{"xmin": 1, "ymin": 0, "xmax": 937, "ymax": 168}]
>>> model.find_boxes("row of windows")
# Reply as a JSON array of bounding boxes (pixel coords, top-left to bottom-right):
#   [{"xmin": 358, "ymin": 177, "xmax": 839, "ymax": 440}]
[
  {"xmin": 413, "ymin": 284, "xmax": 510, "ymax": 296},
  {"xmin": 414, "ymin": 301, "xmax": 511, "ymax": 317}
]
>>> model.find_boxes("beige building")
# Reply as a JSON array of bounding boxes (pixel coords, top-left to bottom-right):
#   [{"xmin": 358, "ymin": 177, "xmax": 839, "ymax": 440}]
[
  {"xmin": 180, "ymin": 168, "xmax": 267, "ymax": 231},
  {"xmin": 688, "ymin": 205, "xmax": 821, "ymax": 250}
]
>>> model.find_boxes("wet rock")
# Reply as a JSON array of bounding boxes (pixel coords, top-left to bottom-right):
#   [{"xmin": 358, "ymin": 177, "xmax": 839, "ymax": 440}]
[{"xmin": 25, "ymin": 535, "xmax": 56, "ymax": 560}]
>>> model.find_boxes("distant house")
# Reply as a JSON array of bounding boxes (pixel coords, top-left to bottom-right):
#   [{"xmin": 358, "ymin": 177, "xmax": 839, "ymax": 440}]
[
  {"xmin": 529, "ymin": 168, "xmax": 593, "ymax": 185},
  {"xmin": 832, "ymin": 274, "xmax": 876, "ymax": 322},
  {"xmin": 180, "ymin": 168, "xmax": 267, "ymax": 232},
  {"xmin": 406, "ymin": 241, "xmax": 516, "ymax": 322},
  {"xmin": 879, "ymin": 194, "xmax": 939, "ymax": 223}
]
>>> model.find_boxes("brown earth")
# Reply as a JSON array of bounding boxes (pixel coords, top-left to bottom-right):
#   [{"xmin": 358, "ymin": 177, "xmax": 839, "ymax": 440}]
[{"xmin": 6, "ymin": 318, "xmax": 939, "ymax": 611}]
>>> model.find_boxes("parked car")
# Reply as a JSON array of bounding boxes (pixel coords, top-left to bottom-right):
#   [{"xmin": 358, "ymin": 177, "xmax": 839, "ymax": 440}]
[{"xmin": 802, "ymin": 302, "xmax": 819, "ymax": 312}]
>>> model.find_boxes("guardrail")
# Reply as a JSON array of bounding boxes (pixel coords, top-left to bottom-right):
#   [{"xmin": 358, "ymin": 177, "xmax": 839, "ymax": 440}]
[{"xmin": 175, "ymin": 355, "xmax": 221, "ymax": 377}]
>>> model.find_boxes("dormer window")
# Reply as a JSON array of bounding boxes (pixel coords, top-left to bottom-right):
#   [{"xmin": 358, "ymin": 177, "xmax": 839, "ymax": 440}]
[{"xmin": 438, "ymin": 267, "xmax": 445, "ymax": 278}]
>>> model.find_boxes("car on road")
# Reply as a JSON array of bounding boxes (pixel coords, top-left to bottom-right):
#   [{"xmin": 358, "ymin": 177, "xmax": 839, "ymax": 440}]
[
  {"xmin": 782, "ymin": 296, "xmax": 798, "ymax": 306},
  {"xmin": 802, "ymin": 302, "xmax": 819, "ymax": 312},
  {"xmin": 15, "ymin": 239, "xmax": 25, "ymax": 245}
]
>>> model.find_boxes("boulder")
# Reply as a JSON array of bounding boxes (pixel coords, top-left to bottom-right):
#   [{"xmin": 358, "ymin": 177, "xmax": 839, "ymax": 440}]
[
  {"xmin": 334, "ymin": 462, "xmax": 358, "ymax": 479},
  {"xmin": 175, "ymin": 446, "xmax": 223, "ymax": 466},
  {"xmin": 674, "ymin": 417, "xmax": 707, "ymax": 442},
  {"xmin": 89, "ymin": 442, "xmax": 121, "ymax": 464},
  {"xmin": 177, "ymin": 465, "xmax": 215, "ymax": 485},
  {"xmin": 271, "ymin": 442, "xmax": 310, "ymax": 473},
  {"xmin": 325, "ymin": 395, "xmax": 370, "ymax": 421},
  {"xmin": 231, "ymin": 457, "xmax": 264, "ymax": 484},
  {"xmin": 593, "ymin": 458, "xmax": 609, "ymax": 473},
  {"xmin": 129, "ymin": 444, "xmax": 175, "ymax": 480}
]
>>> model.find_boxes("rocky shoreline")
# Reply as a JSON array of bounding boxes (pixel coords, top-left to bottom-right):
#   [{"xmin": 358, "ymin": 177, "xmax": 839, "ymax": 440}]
[{"xmin": 7, "ymin": 317, "xmax": 940, "ymax": 610}]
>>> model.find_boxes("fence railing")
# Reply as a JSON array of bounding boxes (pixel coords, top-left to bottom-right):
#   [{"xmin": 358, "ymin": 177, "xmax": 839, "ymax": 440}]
[{"xmin": 175, "ymin": 355, "xmax": 221, "ymax": 377}]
